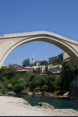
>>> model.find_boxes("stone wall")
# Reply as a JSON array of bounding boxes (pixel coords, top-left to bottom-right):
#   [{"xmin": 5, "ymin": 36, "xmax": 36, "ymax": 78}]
[{"xmin": 70, "ymin": 76, "xmax": 78, "ymax": 96}]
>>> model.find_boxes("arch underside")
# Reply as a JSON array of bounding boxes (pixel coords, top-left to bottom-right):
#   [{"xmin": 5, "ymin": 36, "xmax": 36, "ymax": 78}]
[{"xmin": 1, "ymin": 35, "xmax": 78, "ymax": 69}]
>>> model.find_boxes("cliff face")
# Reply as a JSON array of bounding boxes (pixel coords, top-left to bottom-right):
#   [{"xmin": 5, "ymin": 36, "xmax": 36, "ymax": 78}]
[{"xmin": 71, "ymin": 76, "xmax": 78, "ymax": 96}]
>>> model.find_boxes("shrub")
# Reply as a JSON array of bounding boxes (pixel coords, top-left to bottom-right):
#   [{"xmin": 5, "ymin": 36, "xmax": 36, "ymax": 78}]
[
  {"xmin": 14, "ymin": 78, "xmax": 26, "ymax": 92},
  {"xmin": 0, "ymin": 83, "xmax": 7, "ymax": 94},
  {"xmin": 0, "ymin": 92, "xmax": 3, "ymax": 96},
  {"xmin": 31, "ymin": 77, "xmax": 41, "ymax": 89},
  {"xmin": 8, "ymin": 84, "xmax": 14, "ymax": 91},
  {"xmin": 41, "ymin": 85, "xmax": 48, "ymax": 91},
  {"xmin": 33, "ymin": 69, "xmax": 36, "ymax": 73}
]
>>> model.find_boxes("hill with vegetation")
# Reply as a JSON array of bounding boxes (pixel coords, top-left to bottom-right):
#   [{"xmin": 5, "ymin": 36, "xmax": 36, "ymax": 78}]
[{"xmin": 0, "ymin": 59, "xmax": 77, "ymax": 96}]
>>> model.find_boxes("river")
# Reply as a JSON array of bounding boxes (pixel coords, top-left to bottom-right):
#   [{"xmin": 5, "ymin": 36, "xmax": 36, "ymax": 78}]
[{"xmin": 9, "ymin": 93, "xmax": 78, "ymax": 111}]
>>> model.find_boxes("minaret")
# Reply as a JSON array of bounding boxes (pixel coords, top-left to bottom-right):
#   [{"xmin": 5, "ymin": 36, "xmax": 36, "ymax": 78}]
[{"xmin": 32, "ymin": 55, "xmax": 34, "ymax": 63}]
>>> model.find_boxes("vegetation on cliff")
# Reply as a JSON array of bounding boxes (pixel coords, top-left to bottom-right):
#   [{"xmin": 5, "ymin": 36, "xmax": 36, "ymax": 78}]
[{"xmin": 0, "ymin": 59, "xmax": 77, "ymax": 95}]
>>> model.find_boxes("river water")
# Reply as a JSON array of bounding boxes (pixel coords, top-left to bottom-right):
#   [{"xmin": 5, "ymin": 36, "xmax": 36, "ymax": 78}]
[{"xmin": 11, "ymin": 94, "xmax": 78, "ymax": 111}]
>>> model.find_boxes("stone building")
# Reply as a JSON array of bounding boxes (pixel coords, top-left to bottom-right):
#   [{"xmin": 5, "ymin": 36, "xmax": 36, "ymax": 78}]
[
  {"xmin": 49, "ymin": 56, "xmax": 58, "ymax": 63},
  {"xmin": 30, "ymin": 60, "xmax": 41, "ymax": 66},
  {"xmin": 49, "ymin": 52, "xmax": 70, "ymax": 63},
  {"xmin": 36, "ymin": 65, "xmax": 45, "ymax": 74},
  {"xmin": 58, "ymin": 52, "xmax": 70, "ymax": 60},
  {"xmin": 34, "ymin": 60, "xmax": 41, "ymax": 66},
  {"xmin": 50, "ymin": 64, "xmax": 63, "ymax": 73},
  {"xmin": 45, "ymin": 64, "xmax": 53, "ymax": 72}
]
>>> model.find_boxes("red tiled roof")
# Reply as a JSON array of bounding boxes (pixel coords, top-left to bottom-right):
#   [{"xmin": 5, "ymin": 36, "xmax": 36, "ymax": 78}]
[
  {"xmin": 36, "ymin": 60, "xmax": 41, "ymax": 62},
  {"xmin": 30, "ymin": 60, "xmax": 41, "ymax": 64},
  {"xmin": 30, "ymin": 62, "xmax": 34, "ymax": 64}
]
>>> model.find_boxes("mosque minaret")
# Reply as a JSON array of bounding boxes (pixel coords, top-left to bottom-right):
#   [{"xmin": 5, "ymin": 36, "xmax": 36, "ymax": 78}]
[{"xmin": 32, "ymin": 55, "xmax": 34, "ymax": 63}]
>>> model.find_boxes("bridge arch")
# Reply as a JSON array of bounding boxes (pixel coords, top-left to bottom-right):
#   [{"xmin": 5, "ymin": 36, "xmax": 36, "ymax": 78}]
[{"xmin": 0, "ymin": 31, "xmax": 78, "ymax": 68}]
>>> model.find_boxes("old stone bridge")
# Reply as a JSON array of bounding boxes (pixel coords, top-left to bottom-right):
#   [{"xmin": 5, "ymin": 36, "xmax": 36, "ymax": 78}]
[{"xmin": 0, "ymin": 31, "xmax": 78, "ymax": 68}]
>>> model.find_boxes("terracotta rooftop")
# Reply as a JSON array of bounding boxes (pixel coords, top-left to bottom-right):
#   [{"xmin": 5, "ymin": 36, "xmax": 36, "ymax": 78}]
[
  {"xmin": 35, "ymin": 60, "xmax": 41, "ymax": 62},
  {"xmin": 30, "ymin": 60, "xmax": 41, "ymax": 64},
  {"xmin": 30, "ymin": 62, "xmax": 34, "ymax": 64}
]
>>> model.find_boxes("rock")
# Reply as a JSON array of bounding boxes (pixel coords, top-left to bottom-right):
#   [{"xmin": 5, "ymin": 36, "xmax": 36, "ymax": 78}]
[
  {"xmin": 5, "ymin": 93, "xmax": 8, "ymax": 96},
  {"xmin": 21, "ymin": 91, "xmax": 33, "ymax": 95},
  {"xmin": 28, "ymin": 91, "xmax": 33, "ymax": 95},
  {"xmin": 21, "ymin": 87, "xmax": 31, "ymax": 94},
  {"xmin": 37, "ymin": 102, "xmax": 54, "ymax": 109},
  {"xmin": 21, "ymin": 87, "xmax": 30, "ymax": 94},
  {"xmin": 34, "ymin": 86, "xmax": 40, "ymax": 93},
  {"xmin": 50, "ymin": 93, "xmax": 57, "ymax": 97},
  {"xmin": 7, "ymin": 91, "xmax": 16, "ymax": 95},
  {"xmin": 44, "ymin": 91, "xmax": 57, "ymax": 97},
  {"xmin": 33, "ymin": 86, "xmax": 41, "ymax": 95},
  {"xmin": 35, "ymin": 92, "xmax": 42, "ymax": 95},
  {"xmin": 57, "ymin": 95, "xmax": 64, "ymax": 97},
  {"xmin": 70, "ymin": 76, "xmax": 78, "ymax": 96},
  {"xmin": 63, "ymin": 91, "xmax": 69, "ymax": 97}
]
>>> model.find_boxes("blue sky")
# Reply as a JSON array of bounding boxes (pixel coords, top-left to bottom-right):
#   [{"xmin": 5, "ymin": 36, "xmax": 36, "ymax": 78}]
[{"xmin": 0, "ymin": 0, "xmax": 78, "ymax": 66}]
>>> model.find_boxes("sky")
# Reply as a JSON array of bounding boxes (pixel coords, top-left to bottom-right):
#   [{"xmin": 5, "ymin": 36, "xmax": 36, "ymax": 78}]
[{"xmin": 0, "ymin": 0, "xmax": 78, "ymax": 66}]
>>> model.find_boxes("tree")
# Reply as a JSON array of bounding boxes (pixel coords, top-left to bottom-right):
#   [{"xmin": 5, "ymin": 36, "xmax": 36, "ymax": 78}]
[
  {"xmin": 29, "ymin": 64, "xmax": 34, "ymax": 67},
  {"xmin": 14, "ymin": 78, "xmax": 26, "ymax": 92},
  {"xmin": 33, "ymin": 69, "xmax": 36, "ymax": 73},
  {"xmin": 22, "ymin": 59, "xmax": 30, "ymax": 67},
  {"xmin": 52, "ymin": 58, "xmax": 63, "ymax": 65},
  {"xmin": 47, "ymin": 75, "xmax": 60, "ymax": 91},
  {"xmin": 7, "ymin": 64, "xmax": 17, "ymax": 79},
  {"xmin": 0, "ymin": 83, "xmax": 7, "ymax": 94},
  {"xmin": 40, "ymin": 60, "xmax": 48, "ymax": 66},
  {"xmin": 30, "ymin": 76, "xmax": 41, "ymax": 90},
  {"xmin": 8, "ymin": 84, "xmax": 14, "ymax": 91},
  {"xmin": 61, "ymin": 59, "xmax": 77, "ymax": 91}
]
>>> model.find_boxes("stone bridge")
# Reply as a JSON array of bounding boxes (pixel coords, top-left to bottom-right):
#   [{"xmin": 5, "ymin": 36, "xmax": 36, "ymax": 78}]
[{"xmin": 0, "ymin": 31, "xmax": 78, "ymax": 68}]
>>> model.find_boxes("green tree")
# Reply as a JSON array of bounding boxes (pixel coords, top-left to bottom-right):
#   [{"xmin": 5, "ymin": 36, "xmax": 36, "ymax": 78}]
[
  {"xmin": 8, "ymin": 84, "xmax": 14, "ymax": 91},
  {"xmin": 41, "ymin": 85, "xmax": 48, "ymax": 91},
  {"xmin": 40, "ymin": 75, "xmax": 48, "ymax": 86},
  {"xmin": 62, "ymin": 59, "xmax": 77, "ymax": 91},
  {"xmin": 47, "ymin": 75, "xmax": 60, "ymax": 91},
  {"xmin": 14, "ymin": 78, "xmax": 26, "ymax": 92},
  {"xmin": 40, "ymin": 60, "xmax": 48, "ymax": 66},
  {"xmin": 30, "ymin": 76, "xmax": 41, "ymax": 90},
  {"xmin": 22, "ymin": 59, "xmax": 30, "ymax": 67},
  {"xmin": 33, "ymin": 69, "xmax": 36, "ymax": 73},
  {"xmin": 0, "ymin": 66, "xmax": 8, "ymax": 80},
  {"xmin": 3, "ymin": 77, "xmax": 9, "ymax": 88},
  {"xmin": 7, "ymin": 64, "xmax": 17, "ymax": 79},
  {"xmin": 0, "ymin": 83, "xmax": 7, "ymax": 94},
  {"xmin": 29, "ymin": 64, "xmax": 34, "ymax": 67}
]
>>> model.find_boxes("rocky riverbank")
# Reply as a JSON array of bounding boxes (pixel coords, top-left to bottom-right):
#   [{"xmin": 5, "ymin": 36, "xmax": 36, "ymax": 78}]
[
  {"xmin": 6, "ymin": 90, "xmax": 78, "ymax": 100},
  {"xmin": 0, "ymin": 96, "xmax": 78, "ymax": 116}
]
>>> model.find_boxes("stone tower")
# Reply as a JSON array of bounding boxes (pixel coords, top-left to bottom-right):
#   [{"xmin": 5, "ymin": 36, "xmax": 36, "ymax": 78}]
[{"xmin": 32, "ymin": 55, "xmax": 34, "ymax": 63}]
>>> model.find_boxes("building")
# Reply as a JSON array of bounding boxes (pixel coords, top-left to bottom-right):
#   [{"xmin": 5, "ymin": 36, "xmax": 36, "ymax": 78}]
[
  {"xmin": 30, "ymin": 55, "xmax": 35, "ymax": 65},
  {"xmin": 30, "ymin": 55, "xmax": 41, "ymax": 66},
  {"xmin": 50, "ymin": 64, "xmax": 63, "ymax": 73},
  {"xmin": 36, "ymin": 65, "xmax": 45, "ymax": 74},
  {"xmin": 30, "ymin": 60, "xmax": 41, "ymax": 66},
  {"xmin": 49, "ymin": 52, "xmax": 70, "ymax": 63},
  {"xmin": 58, "ymin": 52, "xmax": 70, "ymax": 60},
  {"xmin": 36, "ymin": 64, "xmax": 53, "ymax": 74},
  {"xmin": 15, "ymin": 65, "xmax": 27, "ymax": 71},
  {"xmin": 45, "ymin": 64, "xmax": 53, "ymax": 72},
  {"xmin": 49, "ymin": 56, "xmax": 58, "ymax": 63},
  {"xmin": 34, "ymin": 60, "xmax": 41, "ymax": 66},
  {"xmin": 32, "ymin": 55, "xmax": 34, "ymax": 63},
  {"xmin": 24, "ymin": 66, "xmax": 34, "ymax": 73},
  {"xmin": 29, "ymin": 68, "xmax": 34, "ymax": 73}
]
